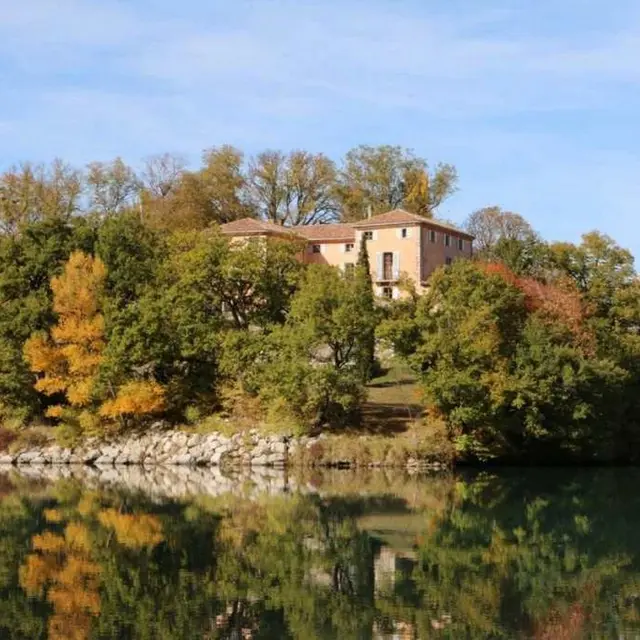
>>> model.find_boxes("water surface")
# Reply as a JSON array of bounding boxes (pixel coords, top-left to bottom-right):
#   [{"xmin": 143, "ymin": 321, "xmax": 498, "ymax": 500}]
[{"xmin": 0, "ymin": 465, "xmax": 639, "ymax": 639}]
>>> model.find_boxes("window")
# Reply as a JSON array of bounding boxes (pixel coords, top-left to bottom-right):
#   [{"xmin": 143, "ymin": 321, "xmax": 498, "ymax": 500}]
[
  {"xmin": 312, "ymin": 244, "xmax": 321, "ymax": 253},
  {"xmin": 401, "ymin": 228, "xmax": 408, "ymax": 238},
  {"xmin": 445, "ymin": 257, "xmax": 453, "ymax": 266},
  {"xmin": 382, "ymin": 286, "xmax": 393, "ymax": 299},
  {"xmin": 382, "ymin": 252, "xmax": 393, "ymax": 280},
  {"xmin": 430, "ymin": 230, "xmax": 437, "ymax": 243},
  {"xmin": 344, "ymin": 263, "xmax": 355, "ymax": 276},
  {"xmin": 345, "ymin": 243, "xmax": 354, "ymax": 253},
  {"xmin": 445, "ymin": 234, "xmax": 451, "ymax": 247},
  {"xmin": 458, "ymin": 238, "xmax": 464, "ymax": 251},
  {"xmin": 363, "ymin": 231, "xmax": 374, "ymax": 241}
]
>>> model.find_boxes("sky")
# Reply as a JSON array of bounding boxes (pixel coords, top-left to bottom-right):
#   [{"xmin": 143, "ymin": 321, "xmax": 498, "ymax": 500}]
[{"xmin": 1, "ymin": 0, "xmax": 639, "ymax": 256}]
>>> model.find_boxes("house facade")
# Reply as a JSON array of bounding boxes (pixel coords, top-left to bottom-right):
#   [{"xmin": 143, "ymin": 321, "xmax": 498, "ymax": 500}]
[{"xmin": 220, "ymin": 209, "xmax": 473, "ymax": 299}]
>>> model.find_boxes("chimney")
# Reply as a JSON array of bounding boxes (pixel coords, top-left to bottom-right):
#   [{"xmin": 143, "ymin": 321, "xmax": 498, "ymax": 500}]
[{"xmin": 367, "ymin": 204, "xmax": 372, "ymax": 220}]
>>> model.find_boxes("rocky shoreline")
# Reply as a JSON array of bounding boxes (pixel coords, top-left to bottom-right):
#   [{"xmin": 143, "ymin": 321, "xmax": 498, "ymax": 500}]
[{"xmin": 0, "ymin": 426, "xmax": 447, "ymax": 471}]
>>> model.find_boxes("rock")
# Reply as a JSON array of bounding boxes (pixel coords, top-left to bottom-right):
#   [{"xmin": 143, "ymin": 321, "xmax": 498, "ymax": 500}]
[
  {"xmin": 17, "ymin": 450, "xmax": 42, "ymax": 464},
  {"xmin": 272, "ymin": 442, "xmax": 287, "ymax": 455},
  {"xmin": 173, "ymin": 454, "xmax": 195, "ymax": 466}
]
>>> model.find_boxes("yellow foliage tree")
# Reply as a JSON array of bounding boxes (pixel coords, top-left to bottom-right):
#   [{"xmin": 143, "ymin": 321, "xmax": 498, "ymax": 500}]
[
  {"xmin": 20, "ymin": 521, "xmax": 101, "ymax": 640},
  {"xmin": 24, "ymin": 251, "xmax": 106, "ymax": 417},
  {"xmin": 99, "ymin": 380, "xmax": 165, "ymax": 420},
  {"xmin": 97, "ymin": 508, "xmax": 164, "ymax": 549}
]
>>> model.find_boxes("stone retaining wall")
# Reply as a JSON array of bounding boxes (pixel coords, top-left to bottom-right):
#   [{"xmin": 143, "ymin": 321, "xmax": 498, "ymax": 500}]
[{"xmin": 0, "ymin": 427, "xmax": 446, "ymax": 470}]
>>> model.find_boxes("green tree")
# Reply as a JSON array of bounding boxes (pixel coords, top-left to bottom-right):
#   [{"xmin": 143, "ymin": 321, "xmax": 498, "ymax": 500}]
[
  {"xmin": 550, "ymin": 231, "xmax": 636, "ymax": 316},
  {"xmin": 0, "ymin": 218, "xmax": 94, "ymax": 418},
  {"xmin": 354, "ymin": 237, "xmax": 376, "ymax": 382},
  {"xmin": 95, "ymin": 211, "xmax": 162, "ymax": 311},
  {"xmin": 253, "ymin": 265, "xmax": 373, "ymax": 428},
  {"xmin": 398, "ymin": 261, "xmax": 629, "ymax": 461},
  {"xmin": 337, "ymin": 145, "xmax": 457, "ymax": 221}
]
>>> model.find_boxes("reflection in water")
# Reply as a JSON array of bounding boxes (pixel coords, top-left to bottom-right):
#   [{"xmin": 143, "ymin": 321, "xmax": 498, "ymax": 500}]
[{"xmin": 1, "ymin": 466, "xmax": 640, "ymax": 638}]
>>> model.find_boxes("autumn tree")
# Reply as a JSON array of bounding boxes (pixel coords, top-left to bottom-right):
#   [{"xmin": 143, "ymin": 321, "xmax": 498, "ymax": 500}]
[
  {"xmin": 247, "ymin": 149, "xmax": 338, "ymax": 225},
  {"xmin": 146, "ymin": 146, "xmax": 253, "ymax": 231},
  {"xmin": 0, "ymin": 160, "xmax": 82, "ymax": 235},
  {"xmin": 549, "ymin": 232, "xmax": 636, "ymax": 312},
  {"xmin": 0, "ymin": 218, "xmax": 96, "ymax": 419},
  {"xmin": 24, "ymin": 252, "xmax": 106, "ymax": 420},
  {"xmin": 465, "ymin": 206, "xmax": 537, "ymax": 254},
  {"xmin": 86, "ymin": 158, "xmax": 140, "ymax": 217},
  {"xmin": 337, "ymin": 145, "xmax": 457, "ymax": 221},
  {"xmin": 20, "ymin": 512, "xmax": 102, "ymax": 640},
  {"xmin": 139, "ymin": 152, "xmax": 185, "ymax": 200},
  {"xmin": 398, "ymin": 260, "xmax": 628, "ymax": 461}
]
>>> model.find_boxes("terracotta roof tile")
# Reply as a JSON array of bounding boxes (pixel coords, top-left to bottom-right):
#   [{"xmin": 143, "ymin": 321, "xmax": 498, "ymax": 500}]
[
  {"xmin": 352, "ymin": 208, "xmax": 473, "ymax": 239},
  {"xmin": 221, "ymin": 211, "xmax": 473, "ymax": 241},
  {"xmin": 220, "ymin": 218, "xmax": 292, "ymax": 235},
  {"xmin": 293, "ymin": 224, "xmax": 355, "ymax": 242}
]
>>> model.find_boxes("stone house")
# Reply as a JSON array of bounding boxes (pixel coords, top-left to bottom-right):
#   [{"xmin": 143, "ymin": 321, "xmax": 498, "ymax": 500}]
[{"xmin": 220, "ymin": 209, "xmax": 473, "ymax": 299}]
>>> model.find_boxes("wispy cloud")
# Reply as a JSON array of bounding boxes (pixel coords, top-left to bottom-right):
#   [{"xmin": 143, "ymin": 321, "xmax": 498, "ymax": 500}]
[{"xmin": 0, "ymin": 0, "xmax": 639, "ymax": 254}]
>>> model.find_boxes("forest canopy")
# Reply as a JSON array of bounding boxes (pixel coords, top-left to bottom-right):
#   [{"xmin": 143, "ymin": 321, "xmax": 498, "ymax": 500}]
[{"xmin": 0, "ymin": 147, "xmax": 638, "ymax": 462}]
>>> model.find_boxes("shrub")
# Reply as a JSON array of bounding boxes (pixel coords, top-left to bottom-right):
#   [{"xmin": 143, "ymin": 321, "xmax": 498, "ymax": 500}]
[{"xmin": 0, "ymin": 427, "xmax": 17, "ymax": 451}]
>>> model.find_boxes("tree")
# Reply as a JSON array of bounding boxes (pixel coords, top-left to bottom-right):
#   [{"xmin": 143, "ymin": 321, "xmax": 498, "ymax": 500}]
[
  {"xmin": 140, "ymin": 153, "xmax": 185, "ymax": 200},
  {"xmin": 288, "ymin": 265, "xmax": 374, "ymax": 371},
  {"xmin": 86, "ymin": 158, "xmax": 140, "ymax": 217},
  {"xmin": 99, "ymin": 381, "xmax": 165, "ymax": 421},
  {"xmin": 95, "ymin": 211, "xmax": 162, "ymax": 311},
  {"xmin": 148, "ymin": 146, "xmax": 253, "ymax": 231},
  {"xmin": 247, "ymin": 149, "xmax": 339, "ymax": 225},
  {"xmin": 402, "ymin": 260, "xmax": 629, "ymax": 461},
  {"xmin": 0, "ymin": 160, "xmax": 82, "ymax": 235},
  {"xmin": 0, "ymin": 219, "xmax": 95, "ymax": 418},
  {"xmin": 354, "ymin": 237, "xmax": 376, "ymax": 382},
  {"xmin": 465, "ymin": 206, "xmax": 537, "ymax": 254},
  {"xmin": 550, "ymin": 232, "xmax": 636, "ymax": 314},
  {"xmin": 24, "ymin": 252, "xmax": 106, "ymax": 417},
  {"xmin": 337, "ymin": 145, "xmax": 457, "ymax": 221}
]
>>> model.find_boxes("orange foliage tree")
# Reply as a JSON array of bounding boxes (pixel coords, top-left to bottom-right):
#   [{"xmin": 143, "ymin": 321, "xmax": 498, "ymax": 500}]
[
  {"xmin": 24, "ymin": 251, "xmax": 106, "ymax": 418},
  {"xmin": 19, "ymin": 516, "xmax": 101, "ymax": 640},
  {"xmin": 98, "ymin": 380, "xmax": 165, "ymax": 421},
  {"xmin": 480, "ymin": 261, "xmax": 593, "ymax": 351}
]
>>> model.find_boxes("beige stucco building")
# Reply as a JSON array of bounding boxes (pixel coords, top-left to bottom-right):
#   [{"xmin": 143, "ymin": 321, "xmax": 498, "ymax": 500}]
[{"xmin": 221, "ymin": 209, "xmax": 473, "ymax": 299}]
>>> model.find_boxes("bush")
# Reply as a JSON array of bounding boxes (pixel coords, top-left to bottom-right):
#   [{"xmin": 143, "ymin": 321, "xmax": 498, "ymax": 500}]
[{"xmin": 0, "ymin": 427, "xmax": 16, "ymax": 451}]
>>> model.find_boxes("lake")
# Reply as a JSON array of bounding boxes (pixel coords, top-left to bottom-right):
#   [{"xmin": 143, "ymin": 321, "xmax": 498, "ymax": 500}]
[{"xmin": 0, "ymin": 465, "xmax": 639, "ymax": 639}]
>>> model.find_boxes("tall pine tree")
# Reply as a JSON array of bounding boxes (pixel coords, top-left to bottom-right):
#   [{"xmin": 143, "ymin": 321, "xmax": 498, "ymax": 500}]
[{"xmin": 354, "ymin": 237, "xmax": 376, "ymax": 382}]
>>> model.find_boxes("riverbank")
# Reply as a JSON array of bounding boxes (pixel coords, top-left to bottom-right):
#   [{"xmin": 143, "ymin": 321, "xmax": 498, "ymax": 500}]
[{"xmin": 0, "ymin": 424, "xmax": 451, "ymax": 470}]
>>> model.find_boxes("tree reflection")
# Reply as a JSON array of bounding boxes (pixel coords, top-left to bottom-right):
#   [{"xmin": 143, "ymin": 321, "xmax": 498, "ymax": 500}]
[{"xmin": 0, "ymin": 469, "xmax": 640, "ymax": 638}]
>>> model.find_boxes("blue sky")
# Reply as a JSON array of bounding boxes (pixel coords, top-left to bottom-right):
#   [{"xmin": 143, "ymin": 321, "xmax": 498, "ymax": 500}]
[{"xmin": 1, "ymin": 0, "xmax": 639, "ymax": 256}]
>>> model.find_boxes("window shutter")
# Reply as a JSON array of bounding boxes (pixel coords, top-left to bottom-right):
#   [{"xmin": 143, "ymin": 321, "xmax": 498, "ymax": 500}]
[
  {"xmin": 392, "ymin": 251, "xmax": 400, "ymax": 280},
  {"xmin": 406, "ymin": 228, "xmax": 411, "ymax": 238},
  {"xmin": 396, "ymin": 228, "xmax": 401, "ymax": 239},
  {"xmin": 373, "ymin": 230, "xmax": 378, "ymax": 241},
  {"xmin": 376, "ymin": 253, "xmax": 383, "ymax": 281},
  {"xmin": 340, "ymin": 243, "xmax": 345, "ymax": 253}
]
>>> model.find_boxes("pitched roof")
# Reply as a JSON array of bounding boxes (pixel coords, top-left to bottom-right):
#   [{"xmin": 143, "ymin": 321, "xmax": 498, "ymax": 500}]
[
  {"xmin": 351, "ymin": 208, "xmax": 474, "ymax": 239},
  {"xmin": 219, "ymin": 218, "xmax": 293, "ymax": 236},
  {"xmin": 294, "ymin": 224, "xmax": 355, "ymax": 242},
  {"xmin": 221, "ymin": 211, "xmax": 474, "ymax": 242}
]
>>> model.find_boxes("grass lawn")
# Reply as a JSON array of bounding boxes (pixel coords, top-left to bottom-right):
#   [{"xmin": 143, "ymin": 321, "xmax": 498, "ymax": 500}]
[{"xmin": 360, "ymin": 360, "xmax": 422, "ymax": 435}]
